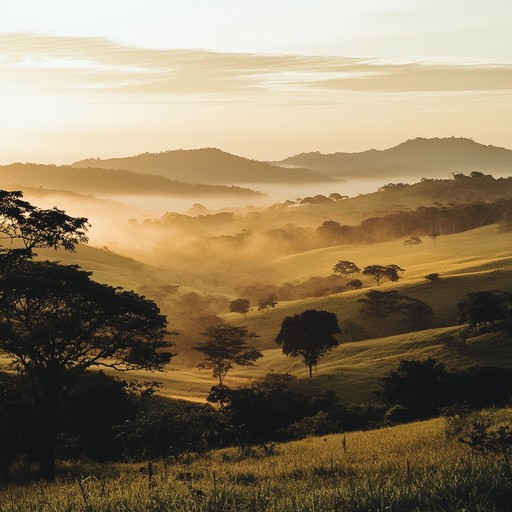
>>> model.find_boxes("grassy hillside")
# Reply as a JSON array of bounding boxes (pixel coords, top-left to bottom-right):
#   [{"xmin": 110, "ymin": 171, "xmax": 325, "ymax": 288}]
[
  {"xmin": 0, "ymin": 163, "xmax": 261, "ymax": 197},
  {"xmin": 36, "ymin": 245, "xmax": 165, "ymax": 292},
  {"xmin": 19, "ymin": 224, "xmax": 510, "ymax": 405},
  {"xmin": 72, "ymin": 147, "xmax": 331, "ymax": 184},
  {"xmin": 224, "ymin": 224, "xmax": 512, "ymax": 345},
  {"xmin": 2, "ymin": 412, "xmax": 511, "ymax": 511},
  {"xmin": 277, "ymin": 137, "xmax": 512, "ymax": 179}
]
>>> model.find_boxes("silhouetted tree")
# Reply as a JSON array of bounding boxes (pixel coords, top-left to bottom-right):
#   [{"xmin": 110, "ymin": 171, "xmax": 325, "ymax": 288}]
[
  {"xmin": 275, "ymin": 310, "xmax": 341, "ymax": 378},
  {"xmin": 229, "ymin": 298, "xmax": 250, "ymax": 317},
  {"xmin": 458, "ymin": 290, "xmax": 512, "ymax": 328},
  {"xmin": 380, "ymin": 358, "xmax": 449, "ymax": 419},
  {"xmin": 0, "ymin": 261, "xmax": 172, "ymax": 481},
  {"xmin": 257, "ymin": 294, "xmax": 278, "ymax": 314},
  {"xmin": 0, "ymin": 190, "xmax": 88, "ymax": 268},
  {"xmin": 332, "ymin": 260, "xmax": 360, "ymax": 278},
  {"xmin": 358, "ymin": 290, "xmax": 433, "ymax": 330},
  {"xmin": 362, "ymin": 264, "xmax": 405, "ymax": 286},
  {"xmin": 193, "ymin": 324, "xmax": 261, "ymax": 386},
  {"xmin": 425, "ymin": 273, "xmax": 440, "ymax": 282},
  {"xmin": 403, "ymin": 236, "xmax": 422, "ymax": 245},
  {"xmin": 346, "ymin": 279, "xmax": 363, "ymax": 290}
]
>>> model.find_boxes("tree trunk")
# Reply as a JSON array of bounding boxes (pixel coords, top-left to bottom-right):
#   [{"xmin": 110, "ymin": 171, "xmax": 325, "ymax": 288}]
[
  {"xmin": 36, "ymin": 389, "xmax": 60, "ymax": 482},
  {"xmin": 39, "ymin": 409, "xmax": 57, "ymax": 481},
  {"xmin": 308, "ymin": 364, "xmax": 313, "ymax": 378}
]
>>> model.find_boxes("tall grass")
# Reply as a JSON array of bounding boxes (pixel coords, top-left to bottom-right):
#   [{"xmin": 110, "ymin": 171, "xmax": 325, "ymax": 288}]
[{"xmin": 2, "ymin": 413, "xmax": 511, "ymax": 511}]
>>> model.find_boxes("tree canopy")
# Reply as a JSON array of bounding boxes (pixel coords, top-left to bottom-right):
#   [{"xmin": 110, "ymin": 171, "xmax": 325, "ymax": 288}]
[
  {"xmin": 0, "ymin": 260, "xmax": 173, "ymax": 480},
  {"xmin": 275, "ymin": 309, "xmax": 341, "ymax": 378},
  {"xmin": 193, "ymin": 323, "xmax": 261, "ymax": 386},
  {"xmin": 358, "ymin": 290, "xmax": 433, "ymax": 331},
  {"xmin": 229, "ymin": 298, "xmax": 250, "ymax": 317},
  {"xmin": 332, "ymin": 260, "xmax": 360, "ymax": 278},
  {"xmin": 362, "ymin": 264, "xmax": 405, "ymax": 286},
  {"xmin": 458, "ymin": 290, "xmax": 512, "ymax": 328},
  {"xmin": 0, "ymin": 190, "xmax": 88, "ymax": 266}
]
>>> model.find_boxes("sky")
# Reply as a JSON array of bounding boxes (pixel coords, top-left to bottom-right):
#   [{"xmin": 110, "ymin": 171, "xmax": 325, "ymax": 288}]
[{"xmin": 0, "ymin": 0, "xmax": 511, "ymax": 163}]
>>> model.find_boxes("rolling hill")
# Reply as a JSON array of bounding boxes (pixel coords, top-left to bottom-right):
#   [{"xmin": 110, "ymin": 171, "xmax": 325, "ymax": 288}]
[
  {"xmin": 276, "ymin": 137, "xmax": 512, "ymax": 179},
  {"xmin": 72, "ymin": 147, "xmax": 332, "ymax": 184},
  {"xmin": 0, "ymin": 163, "xmax": 261, "ymax": 197},
  {"xmin": 120, "ymin": 223, "xmax": 512, "ymax": 402}
]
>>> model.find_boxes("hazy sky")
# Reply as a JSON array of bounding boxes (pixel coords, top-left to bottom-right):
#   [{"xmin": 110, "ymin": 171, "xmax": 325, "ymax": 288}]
[{"xmin": 1, "ymin": 0, "xmax": 511, "ymax": 163}]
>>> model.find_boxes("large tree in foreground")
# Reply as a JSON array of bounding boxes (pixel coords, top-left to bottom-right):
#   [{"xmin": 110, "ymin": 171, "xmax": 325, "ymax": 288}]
[
  {"xmin": 275, "ymin": 310, "xmax": 341, "ymax": 378},
  {"xmin": 0, "ymin": 262, "xmax": 172, "ymax": 480},
  {"xmin": 0, "ymin": 261, "xmax": 173, "ymax": 480},
  {"xmin": 193, "ymin": 324, "xmax": 261, "ymax": 386}
]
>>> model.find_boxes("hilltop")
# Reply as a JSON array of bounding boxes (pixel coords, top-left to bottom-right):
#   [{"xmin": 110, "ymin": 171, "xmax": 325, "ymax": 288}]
[
  {"xmin": 276, "ymin": 137, "xmax": 512, "ymax": 179},
  {"xmin": 72, "ymin": 147, "xmax": 332, "ymax": 184}
]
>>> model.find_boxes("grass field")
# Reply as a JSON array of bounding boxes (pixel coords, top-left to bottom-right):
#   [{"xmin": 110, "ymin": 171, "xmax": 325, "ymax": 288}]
[{"xmin": 2, "ymin": 410, "xmax": 511, "ymax": 511}]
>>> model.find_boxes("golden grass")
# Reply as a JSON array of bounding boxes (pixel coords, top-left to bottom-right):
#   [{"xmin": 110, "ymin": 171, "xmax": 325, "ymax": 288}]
[{"xmin": 2, "ymin": 410, "xmax": 511, "ymax": 511}]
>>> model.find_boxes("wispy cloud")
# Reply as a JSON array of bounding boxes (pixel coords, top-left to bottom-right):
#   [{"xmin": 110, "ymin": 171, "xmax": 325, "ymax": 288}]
[{"xmin": 1, "ymin": 32, "xmax": 511, "ymax": 100}]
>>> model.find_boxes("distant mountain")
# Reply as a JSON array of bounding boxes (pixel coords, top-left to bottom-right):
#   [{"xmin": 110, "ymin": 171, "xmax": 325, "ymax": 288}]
[
  {"xmin": 0, "ymin": 163, "xmax": 261, "ymax": 197},
  {"xmin": 72, "ymin": 147, "xmax": 332, "ymax": 184},
  {"xmin": 276, "ymin": 138, "xmax": 512, "ymax": 179}
]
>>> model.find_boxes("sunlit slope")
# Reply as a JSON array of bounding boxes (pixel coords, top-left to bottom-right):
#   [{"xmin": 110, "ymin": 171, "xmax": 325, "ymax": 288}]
[
  {"xmin": 268, "ymin": 223, "xmax": 512, "ymax": 283},
  {"xmin": 221, "ymin": 224, "xmax": 511, "ymax": 347},
  {"xmin": 35, "ymin": 245, "xmax": 164, "ymax": 291},
  {"xmin": 110, "ymin": 324, "xmax": 512, "ymax": 404}
]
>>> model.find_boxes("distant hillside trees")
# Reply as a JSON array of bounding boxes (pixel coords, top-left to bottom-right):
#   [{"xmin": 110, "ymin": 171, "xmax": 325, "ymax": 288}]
[
  {"xmin": 332, "ymin": 260, "xmax": 360, "ymax": 278},
  {"xmin": 257, "ymin": 294, "xmax": 278, "ymax": 313},
  {"xmin": 347, "ymin": 279, "xmax": 363, "ymax": 290},
  {"xmin": 362, "ymin": 264, "xmax": 405, "ymax": 286},
  {"xmin": 317, "ymin": 197, "xmax": 512, "ymax": 247},
  {"xmin": 425, "ymin": 273, "xmax": 440, "ymax": 283},
  {"xmin": 229, "ymin": 298, "xmax": 251, "ymax": 317},
  {"xmin": 193, "ymin": 324, "xmax": 261, "ymax": 386},
  {"xmin": 458, "ymin": 290, "xmax": 512, "ymax": 328},
  {"xmin": 358, "ymin": 290, "xmax": 433, "ymax": 331},
  {"xmin": 275, "ymin": 310, "xmax": 341, "ymax": 378}
]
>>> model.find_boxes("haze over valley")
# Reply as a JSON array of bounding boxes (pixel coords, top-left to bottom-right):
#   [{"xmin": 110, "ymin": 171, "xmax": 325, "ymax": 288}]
[{"xmin": 1, "ymin": 2, "xmax": 512, "ymax": 509}]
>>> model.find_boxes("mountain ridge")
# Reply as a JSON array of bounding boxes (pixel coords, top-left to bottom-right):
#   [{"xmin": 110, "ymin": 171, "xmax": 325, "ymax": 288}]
[
  {"xmin": 275, "ymin": 137, "xmax": 512, "ymax": 178},
  {"xmin": 72, "ymin": 147, "xmax": 332, "ymax": 184}
]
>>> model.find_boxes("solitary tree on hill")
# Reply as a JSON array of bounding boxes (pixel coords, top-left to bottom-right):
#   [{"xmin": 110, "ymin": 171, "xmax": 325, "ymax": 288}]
[
  {"xmin": 193, "ymin": 323, "xmax": 262, "ymax": 386},
  {"xmin": 257, "ymin": 294, "xmax": 278, "ymax": 314},
  {"xmin": 229, "ymin": 298, "xmax": 251, "ymax": 317},
  {"xmin": 362, "ymin": 264, "xmax": 405, "ymax": 286},
  {"xmin": 275, "ymin": 309, "xmax": 341, "ymax": 378},
  {"xmin": 332, "ymin": 260, "xmax": 360, "ymax": 278}
]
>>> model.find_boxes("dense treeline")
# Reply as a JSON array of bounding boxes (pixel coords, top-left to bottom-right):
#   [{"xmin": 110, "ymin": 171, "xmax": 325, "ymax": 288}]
[
  {"xmin": 317, "ymin": 197, "xmax": 512, "ymax": 245},
  {"xmin": 4, "ymin": 359, "xmax": 511, "ymax": 482}
]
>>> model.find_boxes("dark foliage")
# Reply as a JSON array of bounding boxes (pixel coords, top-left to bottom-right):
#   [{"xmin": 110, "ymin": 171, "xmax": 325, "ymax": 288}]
[
  {"xmin": 193, "ymin": 324, "xmax": 261, "ymax": 386},
  {"xmin": 381, "ymin": 359, "xmax": 512, "ymax": 422},
  {"xmin": 362, "ymin": 264, "xmax": 405, "ymax": 286},
  {"xmin": 332, "ymin": 260, "xmax": 360, "ymax": 277},
  {"xmin": 275, "ymin": 310, "xmax": 341, "ymax": 377},
  {"xmin": 358, "ymin": 290, "xmax": 433, "ymax": 331},
  {"xmin": 458, "ymin": 290, "xmax": 512, "ymax": 328},
  {"xmin": 229, "ymin": 298, "xmax": 250, "ymax": 316}
]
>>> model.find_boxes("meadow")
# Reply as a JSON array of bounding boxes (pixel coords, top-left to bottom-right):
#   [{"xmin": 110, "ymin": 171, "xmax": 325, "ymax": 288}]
[{"xmin": 1, "ymin": 410, "xmax": 511, "ymax": 511}]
